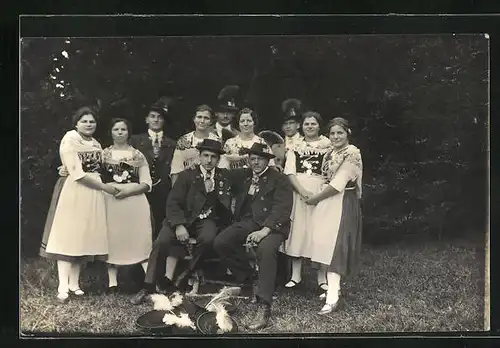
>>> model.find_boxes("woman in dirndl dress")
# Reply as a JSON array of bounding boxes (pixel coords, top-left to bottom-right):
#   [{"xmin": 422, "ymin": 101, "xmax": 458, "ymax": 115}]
[
  {"xmin": 170, "ymin": 104, "xmax": 220, "ymax": 186},
  {"xmin": 101, "ymin": 118, "xmax": 153, "ymax": 293},
  {"xmin": 306, "ymin": 117, "xmax": 363, "ymax": 314},
  {"xmin": 39, "ymin": 107, "xmax": 118, "ymax": 302},
  {"xmin": 282, "ymin": 111, "xmax": 332, "ymax": 291}
]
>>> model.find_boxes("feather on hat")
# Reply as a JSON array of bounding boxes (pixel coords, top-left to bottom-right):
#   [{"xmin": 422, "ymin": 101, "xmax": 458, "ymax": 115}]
[
  {"xmin": 217, "ymin": 85, "xmax": 240, "ymax": 111},
  {"xmin": 281, "ymin": 98, "xmax": 302, "ymax": 120},
  {"xmin": 150, "ymin": 96, "xmax": 174, "ymax": 117}
]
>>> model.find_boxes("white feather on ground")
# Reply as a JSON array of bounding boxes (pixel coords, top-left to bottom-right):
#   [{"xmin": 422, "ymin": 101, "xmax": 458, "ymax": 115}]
[
  {"xmin": 150, "ymin": 294, "xmax": 174, "ymax": 311},
  {"xmin": 212, "ymin": 303, "xmax": 233, "ymax": 333},
  {"xmin": 170, "ymin": 292, "xmax": 184, "ymax": 307},
  {"xmin": 162, "ymin": 312, "xmax": 196, "ymax": 330},
  {"xmin": 205, "ymin": 286, "xmax": 241, "ymax": 311}
]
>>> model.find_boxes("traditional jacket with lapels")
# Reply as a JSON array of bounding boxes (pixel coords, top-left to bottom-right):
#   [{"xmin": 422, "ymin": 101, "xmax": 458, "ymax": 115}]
[
  {"xmin": 165, "ymin": 165, "xmax": 233, "ymax": 228},
  {"xmin": 284, "ymin": 135, "xmax": 332, "ymax": 178},
  {"xmin": 228, "ymin": 167, "xmax": 293, "ymax": 238},
  {"xmin": 129, "ymin": 132, "xmax": 176, "ymax": 187}
]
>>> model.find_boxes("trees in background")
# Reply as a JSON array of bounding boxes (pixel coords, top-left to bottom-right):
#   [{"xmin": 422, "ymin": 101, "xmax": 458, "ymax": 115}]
[{"xmin": 20, "ymin": 35, "xmax": 488, "ymax": 256}]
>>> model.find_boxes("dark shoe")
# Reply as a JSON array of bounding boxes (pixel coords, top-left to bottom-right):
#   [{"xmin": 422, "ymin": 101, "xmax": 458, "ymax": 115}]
[
  {"xmin": 107, "ymin": 286, "xmax": 119, "ymax": 294},
  {"xmin": 247, "ymin": 303, "xmax": 271, "ymax": 330},
  {"xmin": 130, "ymin": 288, "xmax": 151, "ymax": 305},
  {"xmin": 68, "ymin": 288, "xmax": 85, "ymax": 296},
  {"xmin": 157, "ymin": 277, "xmax": 177, "ymax": 295},
  {"xmin": 284, "ymin": 279, "xmax": 301, "ymax": 289},
  {"xmin": 318, "ymin": 282, "xmax": 328, "ymax": 292}
]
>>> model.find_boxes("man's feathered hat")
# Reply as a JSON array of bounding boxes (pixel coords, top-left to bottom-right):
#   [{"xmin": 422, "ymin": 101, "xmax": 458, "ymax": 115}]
[
  {"xmin": 217, "ymin": 85, "xmax": 241, "ymax": 112},
  {"xmin": 149, "ymin": 96, "xmax": 174, "ymax": 118},
  {"xmin": 281, "ymin": 98, "xmax": 302, "ymax": 121}
]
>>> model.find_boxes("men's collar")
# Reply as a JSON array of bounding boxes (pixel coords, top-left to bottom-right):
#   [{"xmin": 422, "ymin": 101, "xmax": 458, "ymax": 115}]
[
  {"xmin": 199, "ymin": 165, "xmax": 215, "ymax": 178},
  {"xmin": 148, "ymin": 129, "xmax": 163, "ymax": 139},
  {"xmin": 216, "ymin": 123, "xmax": 231, "ymax": 132},
  {"xmin": 252, "ymin": 166, "xmax": 269, "ymax": 178}
]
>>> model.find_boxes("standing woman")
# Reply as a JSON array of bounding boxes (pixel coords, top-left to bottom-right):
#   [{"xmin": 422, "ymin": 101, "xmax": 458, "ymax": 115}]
[
  {"xmin": 306, "ymin": 117, "xmax": 363, "ymax": 314},
  {"xmin": 101, "ymin": 118, "xmax": 153, "ymax": 293},
  {"xmin": 218, "ymin": 107, "xmax": 273, "ymax": 169},
  {"xmin": 39, "ymin": 106, "xmax": 117, "ymax": 302},
  {"xmin": 282, "ymin": 111, "xmax": 332, "ymax": 291},
  {"xmin": 170, "ymin": 104, "xmax": 220, "ymax": 185}
]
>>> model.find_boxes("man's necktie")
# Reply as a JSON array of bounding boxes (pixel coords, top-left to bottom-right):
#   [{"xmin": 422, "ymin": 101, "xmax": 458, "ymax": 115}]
[
  {"xmin": 248, "ymin": 174, "xmax": 260, "ymax": 195},
  {"xmin": 152, "ymin": 135, "xmax": 160, "ymax": 158},
  {"xmin": 204, "ymin": 171, "xmax": 214, "ymax": 192}
]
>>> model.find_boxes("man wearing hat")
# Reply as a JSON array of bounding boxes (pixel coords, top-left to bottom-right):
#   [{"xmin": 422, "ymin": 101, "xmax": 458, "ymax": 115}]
[
  {"xmin": 130, "ymin": 97, "xmax": 177, "ymax": 240},
  {"xmin": 281, "ymin": 98, "xmax": 304, "ymax": 151},
  {"xmin": 212, "ymin": 85, "xmax": 241, "ymax": 144},
  {"xmin": 131, "ymin": 139, "xmax": 233, "ymax": 304},
  {"xmin": 213, "ymin": 143, "xmax": 293, "ymax": 329}
]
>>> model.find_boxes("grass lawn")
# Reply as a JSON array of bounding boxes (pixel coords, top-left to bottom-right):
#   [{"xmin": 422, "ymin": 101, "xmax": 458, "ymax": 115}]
[{"xmin": 20, "ymin": 239, "xmax": 486, "ymax": 335}]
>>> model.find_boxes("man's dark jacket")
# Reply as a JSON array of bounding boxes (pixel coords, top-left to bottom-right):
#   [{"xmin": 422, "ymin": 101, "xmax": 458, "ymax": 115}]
[
  {"xmin": 165, "ymin": 166, "xmax": 233, "ymax": 229},
  {"xmin": 230, "ymin": 167, "xmax": 293, "ymax": 237},
  {"xmin": 129, "ymin": 132, "xmax": 176, "ymax": 188}
]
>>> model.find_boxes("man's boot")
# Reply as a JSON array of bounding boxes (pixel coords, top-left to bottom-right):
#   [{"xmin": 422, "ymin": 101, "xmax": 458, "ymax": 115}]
[{"xmin": 247, "ymin": 301, "xmax": 271, "ymax": 330}]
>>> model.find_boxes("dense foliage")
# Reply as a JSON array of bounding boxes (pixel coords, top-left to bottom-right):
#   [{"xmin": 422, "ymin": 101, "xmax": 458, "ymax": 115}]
[{"xmin": 20, "ymin": 35, "xmax": 488, "ymax": 256}]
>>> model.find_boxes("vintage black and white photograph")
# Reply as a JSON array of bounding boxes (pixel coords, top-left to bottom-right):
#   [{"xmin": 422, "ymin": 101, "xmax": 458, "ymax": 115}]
[{"xmin": 20, "ymin": 34, "xmax": 489, "ymax": 335}]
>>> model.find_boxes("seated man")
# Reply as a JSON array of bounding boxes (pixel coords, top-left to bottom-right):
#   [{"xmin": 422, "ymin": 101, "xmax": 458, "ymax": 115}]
[
  {"xmin": 131, "ymin": 139, "xmax": 232, "ymax": 304},
  {"xmin": 213, "ymin": 143, "xmax": 293, "ymax": 330}
]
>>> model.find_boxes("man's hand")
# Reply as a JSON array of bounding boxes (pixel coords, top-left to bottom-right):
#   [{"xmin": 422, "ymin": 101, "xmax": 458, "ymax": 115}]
[
  {"xmin": 246, "ymin": 227, "xmax": 271, "ymax": 245},
  {"xmin": 175, "ymin": 225, "xmax": 190, "ymax": 243},
  {"xmin": 58, "ymin": 165, "xmax": 69, "ymax": 177}
]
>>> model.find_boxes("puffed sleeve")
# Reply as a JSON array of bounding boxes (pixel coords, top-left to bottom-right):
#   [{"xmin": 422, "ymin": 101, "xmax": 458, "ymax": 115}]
[
  {"xmin": 283, "ymin": 150, "xmax": 297, "ymax": 175},
  {"xmin": 170, "ymin": 134, "xmax": 192, "ymax": 175},
  {"xmin": 223, "ymin": 137, "xmax": 235, "ymax": 154},
  {"xmin": 217, "ymin": 138, "xmax": 234, "ymax": 169},
  {"xmin": 328, "ymin": 150, "xmax": 363, "ymax": 192},
  {"xmin": 59, "ymin": 134, "xmax": 86, "ymax": 182},
  {"xmin": 138, "ymin": 152, "xmax": 153, "ymax": 192},
  {"xmin": 170, "ymin": 148, "xmax": 184, "ymax": 175}
]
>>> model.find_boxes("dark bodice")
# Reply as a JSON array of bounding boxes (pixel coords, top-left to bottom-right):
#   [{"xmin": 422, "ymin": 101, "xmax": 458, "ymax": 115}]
[
  {"xmin": 294, "ymin": 152, "xmax": 326, "ymax": 176},
  {"xmin": 78, "ymin": 151, "xmax": 102, "ymax": 174},
  {"xmin": 101, "ymin": 162, "xmax": 140, "ymax": 184}
]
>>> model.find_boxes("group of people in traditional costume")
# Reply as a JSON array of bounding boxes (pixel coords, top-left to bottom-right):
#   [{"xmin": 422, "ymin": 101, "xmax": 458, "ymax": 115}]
[{"xmin": 39, "ymin": 84, "xmax": 363, "ymax": 330}]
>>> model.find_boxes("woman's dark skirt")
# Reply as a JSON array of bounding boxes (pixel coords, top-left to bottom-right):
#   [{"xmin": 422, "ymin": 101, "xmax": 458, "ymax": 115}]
[{"xmin": 328, "ymin": 189, "xmax": 362, "ymax": 277}]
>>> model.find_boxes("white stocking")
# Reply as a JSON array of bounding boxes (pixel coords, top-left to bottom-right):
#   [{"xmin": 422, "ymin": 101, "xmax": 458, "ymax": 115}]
[
  {"xmin": 165, "ymin": 256, "xmax": 178, "ymax": 281},
  {"xmin": 326, "ymin": 271, "xmax": 341, "ymax": 304},
  {"xmin": 291, "ymin": 258, "xmax": 302, "ymax": 282},
  {"xmin": 107, "ymin": 265, "xmax": 118, "ymax": 288},
  {"xmin": 317, "ymin": 265, "xmax": 327, "ymax": 287},
  {"xmin": 56, "ymin": 260, "xmax": 71, "ymax": 294}
]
